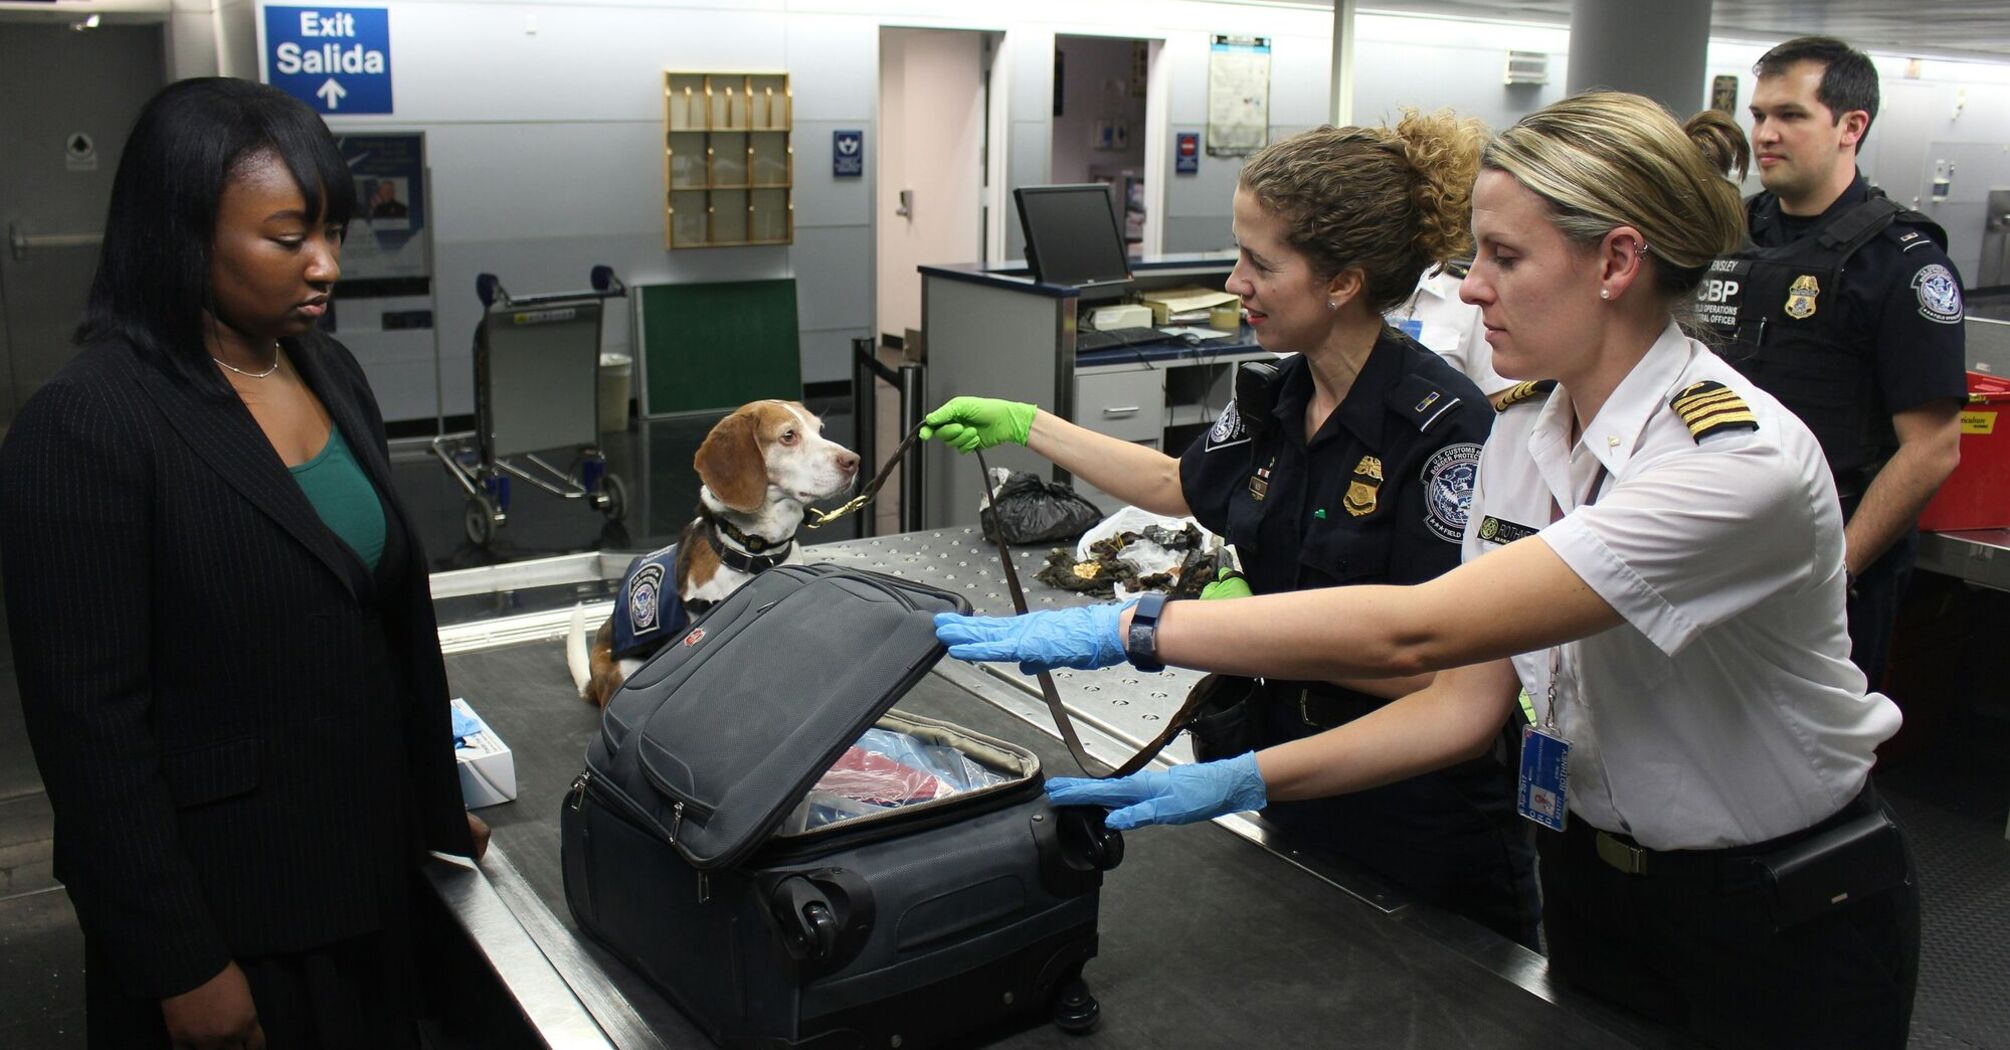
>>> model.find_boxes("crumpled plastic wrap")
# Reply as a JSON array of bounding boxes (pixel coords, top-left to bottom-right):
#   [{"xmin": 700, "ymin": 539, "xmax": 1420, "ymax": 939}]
[{"xmin": 780, "ymin": 727, "xmax": 1011, "ymax": 833}]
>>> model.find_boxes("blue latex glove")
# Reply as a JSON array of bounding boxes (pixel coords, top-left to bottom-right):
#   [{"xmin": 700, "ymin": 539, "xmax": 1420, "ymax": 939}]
[
  {"xmin": 1046, "ymin": 752, "xmax": 1268, "ymax": 830},
  {"xmin": 450, "ymin": 703, "xmax": 484, "ymax": 748},
  {"xmin": 933, "ymin": 602, "xmax": 1132, "ymax": 675}
]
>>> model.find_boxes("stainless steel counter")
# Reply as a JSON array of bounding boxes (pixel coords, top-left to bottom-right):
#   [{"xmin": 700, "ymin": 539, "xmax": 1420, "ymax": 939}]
[
  {"xmin": 420, "ymin": 534, "xmax": 1691, "ymax": 1049},
  {"xmin": 1918, "ymin": 528, "xmax": 2010, "ymax": 593}
]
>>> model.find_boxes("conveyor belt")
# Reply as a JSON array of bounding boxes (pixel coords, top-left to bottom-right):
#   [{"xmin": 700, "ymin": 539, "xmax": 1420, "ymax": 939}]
[{"xmin": 433, "ymin": 535, "xmax": 1696, "ymax": 1047}]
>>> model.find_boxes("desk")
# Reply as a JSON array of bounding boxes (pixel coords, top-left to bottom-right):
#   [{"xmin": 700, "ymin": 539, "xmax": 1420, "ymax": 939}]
[{"xmin": 918, "ymin": 255, "xmax": 1268, "ymax": 529}]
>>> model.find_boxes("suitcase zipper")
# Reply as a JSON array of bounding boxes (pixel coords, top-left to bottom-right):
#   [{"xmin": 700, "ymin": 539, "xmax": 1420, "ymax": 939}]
[
  {"xmin": 756, "ymin": 773, "xmax": 1045, "ymax": 865},
  {"xmin": 572, "ymin": 769, "xmax": 689, "ymax": 847},
  {"xmin": 573, "ymin": 770, "xmax": 717, "ymax": 903}
]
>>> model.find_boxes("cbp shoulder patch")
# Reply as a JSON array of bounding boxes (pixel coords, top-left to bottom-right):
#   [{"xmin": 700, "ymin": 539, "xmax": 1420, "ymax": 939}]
[
  {"xmin": 1913, "ymin": 264, "xmax": 1963, "ymax": 325},
  {"xmin": 1421, "ymin": 441, "xmax": 1482, "ymax": 542},
  {"xmin": 1670, "ymin": 380, "xmax": 1759, "ymax": 441},
  {"xmin": 1205, "ymin": 400, "xmax": 1251, "ymax": 451},
  {"xmin": 1495, "ymin": 379, "xmax": 1555, "ymax": 411}
]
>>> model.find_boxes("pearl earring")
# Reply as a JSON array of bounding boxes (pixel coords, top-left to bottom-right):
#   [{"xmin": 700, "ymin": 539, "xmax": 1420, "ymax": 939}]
[
  {"xmin": 1600, "ymin": 289, "xmax": 1611, "ymax": 300},
  {"xmin": 1327, "ymin": 299, "xmax": 1338, "ymax": 311}
]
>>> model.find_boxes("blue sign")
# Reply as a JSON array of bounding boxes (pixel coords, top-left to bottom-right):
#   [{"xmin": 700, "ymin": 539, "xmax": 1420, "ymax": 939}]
[
  {"xmin": 264, "ymin": 6, "xmax": 392, "ymax": 115},
  {"xmin": 1175, "ymin": 132, "xmax": 1200, "ymax": 175},
  {"xmin": 833, "ymin": 130, "xmax": 863, "ymax": 178}
]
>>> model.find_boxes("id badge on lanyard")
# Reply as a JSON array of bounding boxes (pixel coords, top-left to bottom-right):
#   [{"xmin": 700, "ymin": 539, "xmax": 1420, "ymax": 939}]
[
  {"xmin": 1517, "ymin": 461, "xmax": 1605, "ymax": 832},
  {"xmin": 1518, "ymin": 645, "xmax": 1572, "ymax": 832}
]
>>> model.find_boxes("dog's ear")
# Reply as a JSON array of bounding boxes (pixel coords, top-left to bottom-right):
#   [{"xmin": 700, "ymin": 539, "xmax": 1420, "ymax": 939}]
[{"xmin": 694, "ymin": 411, "xmax": 768, "ymax": 512}]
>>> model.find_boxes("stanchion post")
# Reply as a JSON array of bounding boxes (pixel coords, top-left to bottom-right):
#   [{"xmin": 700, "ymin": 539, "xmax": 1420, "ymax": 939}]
[
  {"xmin": 850, "ymin": 337, "xmax": 877, "ymax": 512},
  {"xmin": 897, "ymin": 360, "xmax": 925, "ymax": 533}
]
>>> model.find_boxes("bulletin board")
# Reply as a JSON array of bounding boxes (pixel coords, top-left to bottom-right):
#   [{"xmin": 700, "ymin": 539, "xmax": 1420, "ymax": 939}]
[
  {"xmin": 1207, "ymin": 34, "xmax": 1270, "ymax": 156},
  {"xmin": 637, "ymin": 278, "xmax": 802, "ymax": 416}
]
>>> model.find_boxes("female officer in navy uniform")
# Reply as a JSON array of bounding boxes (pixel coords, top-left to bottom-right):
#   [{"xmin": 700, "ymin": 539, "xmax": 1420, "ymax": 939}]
[
  {"xmin": 921, "ymin": 112, "xmax": 1539, "ymax": 947},
  {"xmin": 937, "ymin": 92, "xmax": 1919, "ymax": 1050}
]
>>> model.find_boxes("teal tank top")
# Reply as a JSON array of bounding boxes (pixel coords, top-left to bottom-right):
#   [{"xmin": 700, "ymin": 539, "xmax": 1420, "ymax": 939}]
[{"xmin": 290, "ymin": 425, "xmax": 386, "ymax": 571}]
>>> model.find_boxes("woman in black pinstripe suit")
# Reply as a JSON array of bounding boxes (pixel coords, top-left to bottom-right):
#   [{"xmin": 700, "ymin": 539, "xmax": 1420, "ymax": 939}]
[{"xmin": 1, "ymin": 79, "xmax": 483, "ymax": 1049}]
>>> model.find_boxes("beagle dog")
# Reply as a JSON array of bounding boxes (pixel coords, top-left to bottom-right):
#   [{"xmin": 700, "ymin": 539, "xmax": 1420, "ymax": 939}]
[{"xmin": 567, "ymin": 399, "xmax": 860, "ymax": 707}]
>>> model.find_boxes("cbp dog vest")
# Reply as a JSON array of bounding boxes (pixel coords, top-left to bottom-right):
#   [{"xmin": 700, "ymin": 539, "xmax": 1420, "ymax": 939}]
[
  {"xmin": 611, "ymin": 544, "xmax": 690, "ymax": 659},
  {"xmin": 1693, "ymin": 193, "xmax": 1947, "ymax": 490}
]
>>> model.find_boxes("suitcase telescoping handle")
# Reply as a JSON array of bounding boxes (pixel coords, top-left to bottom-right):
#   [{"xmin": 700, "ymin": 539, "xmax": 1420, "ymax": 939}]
[{"xmin": 974, "ymin": 451, "xmax": 1218, "ymax": 780}]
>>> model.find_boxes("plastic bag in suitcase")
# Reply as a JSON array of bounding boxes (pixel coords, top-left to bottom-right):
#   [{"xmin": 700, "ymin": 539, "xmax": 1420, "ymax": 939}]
[{"xmin": 561, "ymin": 564, "xmax": 1123, "ymax": 1048}]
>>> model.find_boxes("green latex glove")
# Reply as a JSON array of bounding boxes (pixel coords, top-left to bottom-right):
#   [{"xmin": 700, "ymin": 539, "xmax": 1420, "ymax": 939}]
[
  {"xmin": 1199, "ymin": 572, "xmax": 1252, "ymax": 600},
  {"xmin": 920, "ymin": 396, "xmax": 1036, "ymax": 453}
]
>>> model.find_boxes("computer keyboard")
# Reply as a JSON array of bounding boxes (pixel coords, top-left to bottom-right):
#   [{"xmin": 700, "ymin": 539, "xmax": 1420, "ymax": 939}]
[{"xmin": 1077, "ymin": 326, "xmax": 1167, "ymax": 351}]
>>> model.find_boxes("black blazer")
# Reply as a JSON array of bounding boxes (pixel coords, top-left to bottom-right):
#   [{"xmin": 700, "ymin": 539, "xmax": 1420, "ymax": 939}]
[{"xmin": 0, "ymin": 332, "xmax": 472, "ymax": 1000}]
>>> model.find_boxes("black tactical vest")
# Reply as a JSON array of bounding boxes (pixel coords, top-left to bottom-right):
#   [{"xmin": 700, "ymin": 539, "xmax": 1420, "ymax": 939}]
[{"xmin": 1694, "ymin": 192, "xmax": 1947, "ymax": 491}]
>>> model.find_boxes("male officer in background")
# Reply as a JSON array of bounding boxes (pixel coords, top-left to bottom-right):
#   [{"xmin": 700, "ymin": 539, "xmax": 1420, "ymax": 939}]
[{"xmin": 1703, "ymin": 36, "xmax": 1966, "ymax": 688}]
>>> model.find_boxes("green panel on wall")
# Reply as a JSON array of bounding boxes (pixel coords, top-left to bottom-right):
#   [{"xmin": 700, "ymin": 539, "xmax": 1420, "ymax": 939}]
[{"xmin": 639, "ymin": 278, "xmax": 801, "ymax": 415}]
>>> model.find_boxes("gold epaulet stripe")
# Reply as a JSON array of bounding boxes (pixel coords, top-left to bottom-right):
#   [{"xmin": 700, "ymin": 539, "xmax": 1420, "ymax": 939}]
[
  {"xmin": 1495, "ymin": 379, "xmax": 1554, "ymax": 411},
  {"xmin": 1670, "ymin": 380, "xmax": 1759, "ymax": 440}
]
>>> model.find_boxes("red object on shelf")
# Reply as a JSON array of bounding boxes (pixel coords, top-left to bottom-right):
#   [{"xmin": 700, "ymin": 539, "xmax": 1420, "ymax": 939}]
[{"xmin": 1917, "ymin": 371, "xmax": 2010, "ymax": 532}]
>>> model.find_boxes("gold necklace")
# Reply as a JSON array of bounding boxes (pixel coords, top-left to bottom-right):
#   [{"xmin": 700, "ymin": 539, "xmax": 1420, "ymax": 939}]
[{"xmin": 212, "ymin": 347, "xmax": 280, "ymax": 379}]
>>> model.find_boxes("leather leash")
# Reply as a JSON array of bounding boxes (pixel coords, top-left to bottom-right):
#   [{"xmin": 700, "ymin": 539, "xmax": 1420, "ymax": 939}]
[
  {"xmin": 803, "ymin": 423, "xmax": 926, "ymax": 530},
  {"xmin": 974, "ymin": 450, "xmax": 1213, "ymax": 779},
  {"xmin": 806, "ymin": 424, "xmax": 1210, "ymax": 778}
]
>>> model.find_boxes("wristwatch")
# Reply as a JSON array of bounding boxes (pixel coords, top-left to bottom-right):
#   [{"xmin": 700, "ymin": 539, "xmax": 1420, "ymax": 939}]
[{"xmin": 1125, "ymin": 592, "xmax": 1171, "ymax": 672}]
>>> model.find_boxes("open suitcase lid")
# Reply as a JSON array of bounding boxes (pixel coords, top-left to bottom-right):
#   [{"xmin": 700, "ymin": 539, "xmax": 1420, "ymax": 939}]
[{"xmin": 599, "ymin": 564, "xmax": 973, "ymax": 872}]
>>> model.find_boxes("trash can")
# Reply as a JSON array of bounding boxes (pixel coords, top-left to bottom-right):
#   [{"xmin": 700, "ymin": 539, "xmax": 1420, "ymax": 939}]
[{"xmin": 598, "ymin": 352, "xmax": 633, "ymax": 431}]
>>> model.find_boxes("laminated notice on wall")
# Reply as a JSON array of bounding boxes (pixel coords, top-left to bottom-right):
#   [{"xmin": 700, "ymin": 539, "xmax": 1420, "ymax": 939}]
[{"xmin": 1207, "ymin": 34, "xmax": 1270, "ymax": 156}]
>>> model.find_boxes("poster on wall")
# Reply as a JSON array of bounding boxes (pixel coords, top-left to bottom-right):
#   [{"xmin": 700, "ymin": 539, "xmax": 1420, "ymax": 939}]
[
  {"xmin": 336, "ymin": 132, "xmax": 429, "ymax": 280},
  {"xmin": 1207, "ymin": 34, "xmax": 1270, "ymax": 156}
]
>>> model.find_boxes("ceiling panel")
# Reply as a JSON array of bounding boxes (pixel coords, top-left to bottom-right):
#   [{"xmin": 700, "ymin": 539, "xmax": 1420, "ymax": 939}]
[{"xmin": 1358, "ymin": 1, "xmax": 2010, "ymax": 62}]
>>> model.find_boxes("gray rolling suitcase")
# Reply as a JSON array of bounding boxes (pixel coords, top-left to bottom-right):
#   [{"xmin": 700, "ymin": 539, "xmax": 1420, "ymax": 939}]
[{"xmin": 560, "ymin": 563, "xmax": 1123, "ymax": 1048}]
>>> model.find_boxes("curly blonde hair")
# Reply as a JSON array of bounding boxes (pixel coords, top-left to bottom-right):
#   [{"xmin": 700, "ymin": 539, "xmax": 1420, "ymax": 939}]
[{"xmin": 1237, "ymin": 109, "xmax": 1488, "ymax": 314}]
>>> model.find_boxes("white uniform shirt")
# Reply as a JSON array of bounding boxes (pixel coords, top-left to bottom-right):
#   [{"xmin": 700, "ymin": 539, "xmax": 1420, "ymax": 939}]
[
  {"xmin": 1461, "ymin": 322, "xmax": 1901, "ymax": 850},
  {"xmin": 1389, "ymin": 269, "xmax": 1509, "ymax": 395}
]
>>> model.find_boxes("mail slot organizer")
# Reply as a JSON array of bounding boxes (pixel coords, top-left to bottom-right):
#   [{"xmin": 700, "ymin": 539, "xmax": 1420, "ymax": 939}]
[{"xmin": 664, "ymin": 71, "xmax": 794, "ymax": 248}]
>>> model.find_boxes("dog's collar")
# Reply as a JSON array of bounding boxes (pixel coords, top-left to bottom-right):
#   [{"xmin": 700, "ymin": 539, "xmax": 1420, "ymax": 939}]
[
  {"xmin": 710, "ymin": 514, "xmax": 796, "ymax": 555},
  {"xmin": 698, "ymin": 511, "xmax": 796, "ymax": 573}
]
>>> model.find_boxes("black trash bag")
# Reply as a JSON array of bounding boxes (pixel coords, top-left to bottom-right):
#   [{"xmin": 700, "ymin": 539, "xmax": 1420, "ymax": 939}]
[{"xmin": 979, "ymin": 470, "xmax": 1104, "ymax": 545}]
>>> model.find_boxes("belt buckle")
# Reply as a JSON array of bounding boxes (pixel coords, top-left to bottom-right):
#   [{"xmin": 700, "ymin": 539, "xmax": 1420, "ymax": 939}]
[{"xmin": 1596, "ymin": 831, "xmax": 1647, "ymax": 875}]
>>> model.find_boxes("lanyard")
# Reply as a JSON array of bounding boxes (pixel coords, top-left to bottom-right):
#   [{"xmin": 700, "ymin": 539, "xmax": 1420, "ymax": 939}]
[{"xmin": 1539, "ymin": 460, "xmax": 1609, "ymax": 729}]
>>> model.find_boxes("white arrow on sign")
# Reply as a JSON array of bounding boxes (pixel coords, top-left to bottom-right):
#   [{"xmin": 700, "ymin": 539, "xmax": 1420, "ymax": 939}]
[{"xmin": 316, "ymin": 78, "xmax": 347, "ymax": 110}]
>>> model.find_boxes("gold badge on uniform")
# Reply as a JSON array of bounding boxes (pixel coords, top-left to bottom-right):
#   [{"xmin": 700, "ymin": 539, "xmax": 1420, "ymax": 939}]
[
  {"xmin": 1248, "ymin": 464, "xmax": 1272, "ymax": 502},
  {"xmin": 1344, "ymin": 455, "xmax": 1382, "ymax": 516},
  {"xmin": 1784, "ymin": 274, "xmax": 1820, "ymax": 320}
]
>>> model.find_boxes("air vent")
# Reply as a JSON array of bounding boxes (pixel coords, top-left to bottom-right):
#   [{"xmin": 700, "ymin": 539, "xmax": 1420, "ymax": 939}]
[{"xmin": 1505, "ymin": 51, "xmax": 1550, "ymax": 86}]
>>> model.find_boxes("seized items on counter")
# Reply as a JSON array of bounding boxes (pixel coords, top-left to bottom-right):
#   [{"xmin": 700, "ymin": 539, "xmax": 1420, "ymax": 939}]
[
  {"xmin": 979, "ymin": 467, "xmax": 1105, "ymax": 545},
  {"xmin": 1034, "ymin": 522, "xmax": 1219, "ymax": 598}
]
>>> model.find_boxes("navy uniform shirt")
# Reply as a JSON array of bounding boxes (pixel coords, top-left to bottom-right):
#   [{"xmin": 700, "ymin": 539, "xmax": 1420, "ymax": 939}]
[
  {"xmin": 1180, "ymin": 330, "xmax": 1492, "ymax": 600},
  {"xmin": 1745, "ymin": 175, "xmax": 1967, "ymax": 477}
]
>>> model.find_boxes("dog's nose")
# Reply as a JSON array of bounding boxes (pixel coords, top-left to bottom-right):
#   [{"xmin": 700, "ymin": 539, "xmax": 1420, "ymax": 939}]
[{"xmin": 838, "ymin": 450, "xmax": 861, "ymax": 475}]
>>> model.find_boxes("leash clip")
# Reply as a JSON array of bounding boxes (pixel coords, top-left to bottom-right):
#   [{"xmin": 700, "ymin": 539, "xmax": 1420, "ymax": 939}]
[{"xmin": 804, "ymin": 494, "xmax": 869, "ymax": 529}]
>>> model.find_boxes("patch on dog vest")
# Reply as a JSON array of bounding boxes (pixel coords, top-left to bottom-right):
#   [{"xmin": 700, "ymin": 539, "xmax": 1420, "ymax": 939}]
[
  {"xmin": 612, "ymin": 545, "xmax": 689, "ymax": 659},
  {"xmin": 1670, "ymin": 381, "xmax": 1759, "ymax": 441}
]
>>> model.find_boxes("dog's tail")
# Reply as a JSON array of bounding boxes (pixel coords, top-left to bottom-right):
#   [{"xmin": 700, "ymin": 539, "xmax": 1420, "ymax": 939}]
[{"xmin": 565, "ymin": 603, "xmax": 592, "ymax": 697}]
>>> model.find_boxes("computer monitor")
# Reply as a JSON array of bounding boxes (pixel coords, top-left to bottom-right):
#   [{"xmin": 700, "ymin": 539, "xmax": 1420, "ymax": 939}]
[{"xmin": 1013, "ymin": 184, "xmax": 1133, "ymax": 292}]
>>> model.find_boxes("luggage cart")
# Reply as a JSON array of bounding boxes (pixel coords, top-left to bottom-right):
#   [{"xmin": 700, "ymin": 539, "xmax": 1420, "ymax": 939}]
[{"xmin": 434, "ymin": 266, "xmax": 630, "ymax": 547}]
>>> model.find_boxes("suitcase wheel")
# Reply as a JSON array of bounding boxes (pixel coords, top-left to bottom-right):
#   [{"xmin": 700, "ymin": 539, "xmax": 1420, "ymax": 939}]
[
  {"xmin": 1051, "ymin": 976, "xmax": 1101, "ymax": 1036},
  {"xmin": 766, "ymin": 868, "xmax": 875, "ymax": 972}
]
